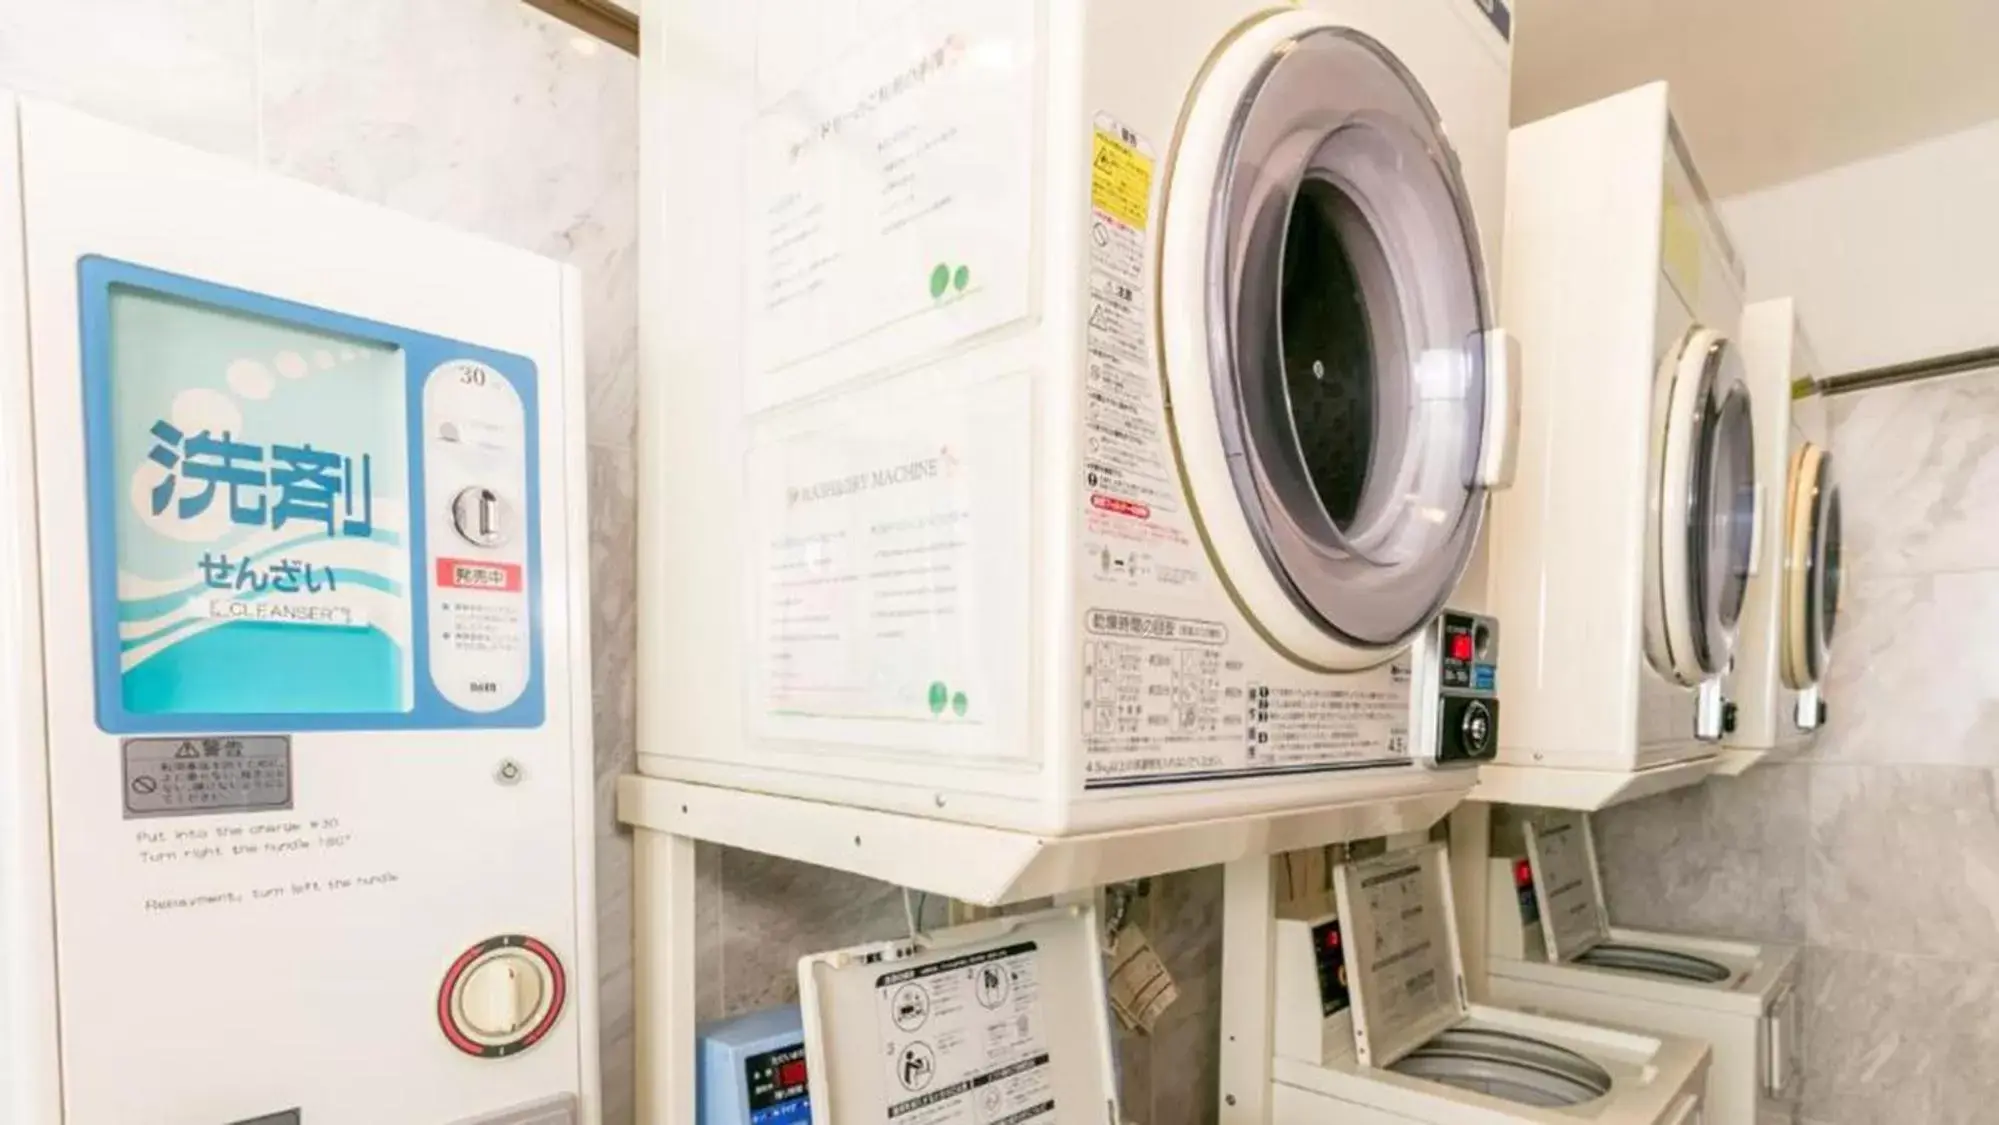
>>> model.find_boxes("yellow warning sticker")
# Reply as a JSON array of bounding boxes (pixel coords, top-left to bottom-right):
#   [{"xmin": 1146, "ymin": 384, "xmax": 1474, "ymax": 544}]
[
  {"xmin": 1661, "ymin": 193, "xmax": 1703, "ymax": 308},
  {"xmin": 1091, "ymin": 122, "xmax": 1153, "ymax": 231}
]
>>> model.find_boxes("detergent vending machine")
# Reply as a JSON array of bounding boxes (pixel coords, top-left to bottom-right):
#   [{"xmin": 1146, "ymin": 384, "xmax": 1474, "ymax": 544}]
[{"xmin": 0, "ymin": 97, "xmax": 598, "ymax": 1124}]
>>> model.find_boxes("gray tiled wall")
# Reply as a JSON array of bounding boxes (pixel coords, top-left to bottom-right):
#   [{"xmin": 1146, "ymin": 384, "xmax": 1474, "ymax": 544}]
[{"xmin": 1595, "ymin": 368, "xmax": 1999, "ymax": 1125}]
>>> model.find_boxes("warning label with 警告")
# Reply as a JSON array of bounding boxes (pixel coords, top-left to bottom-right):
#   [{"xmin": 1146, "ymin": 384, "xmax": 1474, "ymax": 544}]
[
  {"xmin": 874, "ymin": 941, "xmax": 1055, "ymax": 1125},
  {"xmin": 122, "ymin": 735, "xmax": 292, "ymax": 819}
]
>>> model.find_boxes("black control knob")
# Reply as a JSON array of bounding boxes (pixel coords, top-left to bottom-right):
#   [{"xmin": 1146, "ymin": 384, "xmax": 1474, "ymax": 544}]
[
  {"xmin": 1460, "ymin": 700, "xmax": 1493, "ymax": 756},
  {"xmin": 1722, "ymin": 701, "xmax": 1739, "ymax": 734}
]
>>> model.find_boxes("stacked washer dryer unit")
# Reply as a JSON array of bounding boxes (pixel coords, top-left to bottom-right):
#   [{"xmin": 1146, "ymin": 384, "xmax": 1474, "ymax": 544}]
[
  {"xmin": 1270, "ymin": 842, "xmax": 1711, "ymax": 1125},
  {"xmin": 1484, "ymin": 810, "xmax": 1801, "ymax": 1125},
  {"xmin": 1481, "ymin": 81, "xmax": 1761, "ymax": 808},
  {"xmin": 642, "ymin": 0, "xmax": 1520, "ymax": 834},
  {"xmin": 1721, "ymin": 298, "xmax": 1841, "ymax": 772}
]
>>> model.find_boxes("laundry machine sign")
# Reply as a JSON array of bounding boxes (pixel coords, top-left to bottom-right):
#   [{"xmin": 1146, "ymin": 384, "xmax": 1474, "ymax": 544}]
[
  {"xmin": 1522, "ymin": 811, "xmax": 1610, "ymax": 962},
  {"xmin": 78, "ymin": 256, "xmax": 546, "ymax": 731},
  {"xmin": 872, "ymin": 943, "xmax": 1054, "ymax": 1125},
  {"xmin": 1333, "ymin": 844, "xmax": 1469, "ymax": 1068},
  {"xmin": 744, "ymin": 367, "xmax": 1031, "ymax": 760},
  {"xmin": 742, "ymin": 0, "xmax": 1037, "ymax": 412}
]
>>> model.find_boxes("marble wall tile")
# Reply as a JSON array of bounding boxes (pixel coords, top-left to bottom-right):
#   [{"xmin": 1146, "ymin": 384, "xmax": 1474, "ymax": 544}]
[
  {"xmin": 588, "ymin": 443, "xmax": 640, "ymax": 1123},
  {"xmin": 1592, "ymin": 763, "xmax": 1811, "ymax": 943},
  {"xmin": 1145, "ymin": 868, "xmax": 1224, "ymax": 1125},
  {"xmin": 1810, "ymin": 572, "xmax": 1999, "ymax": 767},
  {"xmin": 715, "ymin": 848, "xmax": 923, "ymax": 1017},
  {"xmin": 1827, "ymin": 368, "xmax": 1999, "ymax": 578},
  {"xmin": 0, "ymin": 0, "xmax": 258, "ymax": 158},
  {"xmin": 1807, "ymin": 764, "xmax": 1999, "ymax": 960},
  {"xmin": 1801, "ymin": 945, "xmax": 1999, "ymax": 1125},
  {"xmin": 255, "ymin": 0, "xmax": 640, "ymax": 449}
]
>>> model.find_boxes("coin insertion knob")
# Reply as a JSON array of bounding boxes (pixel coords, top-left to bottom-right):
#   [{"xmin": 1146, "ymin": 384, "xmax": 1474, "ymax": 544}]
[{"xmin": 452, "ymin": 486, "xmax": 512, "ymax": 548}]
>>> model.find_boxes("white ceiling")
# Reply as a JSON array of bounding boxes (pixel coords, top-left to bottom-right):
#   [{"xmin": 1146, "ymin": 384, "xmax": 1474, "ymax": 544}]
[{"xmin": 1511, "ymin": 0, "xmax": 1999, "ymax": 196}]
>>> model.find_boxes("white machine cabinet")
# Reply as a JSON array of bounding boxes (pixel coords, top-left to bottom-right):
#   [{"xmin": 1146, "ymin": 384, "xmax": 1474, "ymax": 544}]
[{"xmin": 0, "ymin": 97, "xmax": 598, "ymax": 1125}]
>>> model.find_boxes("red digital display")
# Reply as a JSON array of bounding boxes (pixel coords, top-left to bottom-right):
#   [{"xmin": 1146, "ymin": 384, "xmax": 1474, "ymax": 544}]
[
  {"xmin": 1450, "ymin": 633, "xmax": 1475, "ymax": 661},
  {"xmin": 778, "ymin": 1060, "xmax": 807, "ymax": 1088},
  {"xmin": 1514, "ymin": 859, "xmax": 1534, "ymax": 889},
  {"xmin": 1325, "ymin": 929, "xmax": 1341, "ymax": 949}
]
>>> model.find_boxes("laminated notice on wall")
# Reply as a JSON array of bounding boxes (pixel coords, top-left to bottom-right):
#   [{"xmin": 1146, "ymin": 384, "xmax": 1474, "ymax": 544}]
[
  {"xmin": 745, "ymin": 367, "xmax": 1030, "ymax": 758},
  {"xmin": 743, "ymin": 0, "xmax": 1037, "ymax": 411},
  {"xmin": 874, "ymin": 942, "xmax": 1055, "ymax": 1125}
]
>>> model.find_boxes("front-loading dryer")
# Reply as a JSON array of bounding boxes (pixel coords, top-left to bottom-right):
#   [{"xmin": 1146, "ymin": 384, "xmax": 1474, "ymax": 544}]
[
  {"xmin": 641, "ymin": 0, "xmax": 1519, "ymax": 833},
  {"xmin": 1479, "ymin": 81, "xmax": 1758, "ymax": 810},
  {"xmin": 1271, "ymin": 843, "xmax": 1711, "ymax": 1125},
  {"xmin": 1722, "ymin": 297, "xmax": 1841, "ymax": 772},
  {"xmin": 1484, "ymin": 809, "xmax": 1801, "ymax": 1125}
]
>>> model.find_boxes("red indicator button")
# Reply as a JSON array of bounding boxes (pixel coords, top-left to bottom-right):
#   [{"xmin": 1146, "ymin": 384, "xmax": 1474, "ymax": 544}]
[
  {"xmin": 1451, "ymin": 633, "xmax": 1475, "ymax": 661},
  {"xmin": 1515, "ymin": 858, "xmax": 1534, "ymax": 889}
]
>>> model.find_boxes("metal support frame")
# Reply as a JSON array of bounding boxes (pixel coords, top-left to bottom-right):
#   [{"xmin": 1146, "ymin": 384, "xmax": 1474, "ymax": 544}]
[{"xmin": 617, "ymin": 774, "xmax": 1468, "ymax": 1125}]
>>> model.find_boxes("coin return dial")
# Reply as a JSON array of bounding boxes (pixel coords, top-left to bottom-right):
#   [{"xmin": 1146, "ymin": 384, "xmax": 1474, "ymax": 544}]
[{"xmin": 452, "ymin": 486, "xmax": 513, "ymax": 549}]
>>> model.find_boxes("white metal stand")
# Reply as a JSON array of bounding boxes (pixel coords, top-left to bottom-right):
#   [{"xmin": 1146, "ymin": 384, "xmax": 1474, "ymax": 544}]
[{"xmin": 617, "ymin": 774, "xmax": 1471, "ymax": 1125}]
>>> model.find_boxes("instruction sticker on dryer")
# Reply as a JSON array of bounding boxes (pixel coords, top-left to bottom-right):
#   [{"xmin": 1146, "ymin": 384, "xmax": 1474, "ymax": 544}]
[
  {"xmin": 744, "ymin": 0, "xmax": 1037, "ymax": 411},
  {"xmin": 874, "ymin": 942, "xmax": 1054, "ymax": 1125},
  {"xmin": 1082, "ymin": 115, "xmax": 1200, "ymax": 592}
]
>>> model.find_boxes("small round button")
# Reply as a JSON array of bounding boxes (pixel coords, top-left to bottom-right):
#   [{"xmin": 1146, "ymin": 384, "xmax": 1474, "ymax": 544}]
[{"xmin": 451, "ymin": 486, "xmax": 513, "ymax": 548}]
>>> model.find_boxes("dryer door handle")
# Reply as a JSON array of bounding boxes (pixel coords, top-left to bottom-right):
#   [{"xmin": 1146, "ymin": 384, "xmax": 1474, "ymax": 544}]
[{"xmin": 1475, "ymin": 329, "xmax": 1521, "ymax": 490}]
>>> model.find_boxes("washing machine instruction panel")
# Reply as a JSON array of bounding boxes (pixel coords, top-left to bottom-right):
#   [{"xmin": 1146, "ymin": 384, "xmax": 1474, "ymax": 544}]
[
  {"xmin": 1529, "ymin": 813, "xmax": 1608, "ymax": 958},
  {"xmin": 1341, "ymin": 854, "xmax": 1460, "ymax": 1053},
  {"xmin": 744, "ymin": 368, "xmax": 1032, "ymax": 760},
  {"xmin": 873, "ymin": 942, "xmax": 1055, "ymax": 1125},
  {"xmin": 1076, "ymin": 116, "xmax": 1410, "ymax": 788}
]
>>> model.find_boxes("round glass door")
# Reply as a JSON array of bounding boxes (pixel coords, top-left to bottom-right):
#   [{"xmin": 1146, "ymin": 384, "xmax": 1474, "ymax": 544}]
[
  {"xmin": 1782, "ymin": 446, "xmax": 1841, "ymax": 688},
  {"xmin": 1646, "ymin": 330, "xmax": 1757, "ymax": 685},
  {"xmin": 1157, "ymin": 12, "xmax": 1500, "ymax": 669}
]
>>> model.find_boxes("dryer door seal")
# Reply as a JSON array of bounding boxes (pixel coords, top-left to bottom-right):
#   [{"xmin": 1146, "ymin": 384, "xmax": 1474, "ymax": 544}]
[
  {"xmin": 1646, "ymin": 329, "xmax": 1757, "ymax": 685},
  {"xmin": 1158, "ymin": 13, "xmax": 1497, "ymax": 670},
  {"xmin": 1781, "ymin": 445, "xmax": 1840, "ymax": 689}
]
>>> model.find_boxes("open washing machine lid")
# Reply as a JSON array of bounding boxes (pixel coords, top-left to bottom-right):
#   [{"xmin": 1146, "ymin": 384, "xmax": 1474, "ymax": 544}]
[
  {"xmin": 1331, "ymin": 843, "xmax": 1470, "ymax": 1068},
  {"xmin": 1523, "ymin": 811, "xmax": 1735, "ymax": 985},
  {"xmin": 1643, "ymin": 327, "xmax": 1759, "ymax": 688},
  {"xmin": 796, "ymin": 905, "xmax": 1117, "ymax": 1125},
  {"xmin": 1780, "ymin": 442, "xmax": 1841, "ymax": 691},
  {"xmin": 1521, "ymin": 810, "xmax": 1612, "ymax": 963},
  {"xmin": 1156, "ymin": 7, "xmax": 1518, "ymax": 672}
]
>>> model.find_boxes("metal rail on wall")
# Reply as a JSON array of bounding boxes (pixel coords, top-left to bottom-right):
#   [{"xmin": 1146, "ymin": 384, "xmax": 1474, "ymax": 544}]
[
  {"xmin": 1822, "ymin": 343, "xmax": 1999, "ymax": 396},
  {"xmin": 526, "ymin": 0, "xmax": 638, "ymax": 54}
]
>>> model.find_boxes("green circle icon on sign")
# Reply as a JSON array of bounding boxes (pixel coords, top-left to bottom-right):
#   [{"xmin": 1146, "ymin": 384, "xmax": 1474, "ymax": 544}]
[
  {"xmin": 929, "ymin": 264, "xmax": 951, "ymax": 299},
  {"xmin": 928, "ymin": 681, "xmax": 949, "ymax": 714},
  {"xmin": 951, "ymin": 691, "xmax": 968, "ymax": 717},
  {"xmin": 952, "ymin": 265, "xmax": 970, "ymax": 293}
]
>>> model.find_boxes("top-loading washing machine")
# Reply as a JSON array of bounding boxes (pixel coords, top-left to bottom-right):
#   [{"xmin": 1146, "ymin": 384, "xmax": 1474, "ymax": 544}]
[
  {"xmin": 1478, "ymin": 81, "xmax": 1758, "ymax": 810},
  {"xmin": 641, "ymin": 0, "xmax": 1519, "ymax": 833},
  {"xmin": 1484, "ymin": 809, "xmax": 1801, "ymax": 1125},
  {"xmin": 1269, "ymin": 842, "xmax": 1711, "ymax": 1125},
  {"xmin": 1721, "ymin": 297, "xmax": 1840, "ymax": 771}
]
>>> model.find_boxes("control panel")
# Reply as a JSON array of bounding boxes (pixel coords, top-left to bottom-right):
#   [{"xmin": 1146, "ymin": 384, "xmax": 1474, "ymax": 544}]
[
  {"xmin": 1428, "ymin": 611, "xmax": 1501, "ymax": 765},
  {"xmin": 699, "ymin": 1007, "xmax": 813, "ymax": 1125},
  {"xmin": 1310, "ymin": 918, "xmax": 1351, "ymax": 1017}
]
